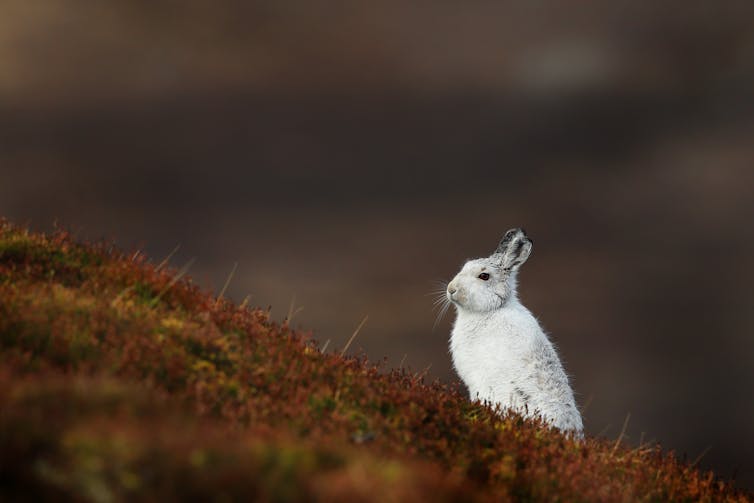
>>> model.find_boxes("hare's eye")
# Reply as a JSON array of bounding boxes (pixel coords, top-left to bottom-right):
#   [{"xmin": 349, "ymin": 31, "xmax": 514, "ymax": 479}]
[{"xmin": 478, "ymin": 272, "xmax": 490, "ymax": 281}]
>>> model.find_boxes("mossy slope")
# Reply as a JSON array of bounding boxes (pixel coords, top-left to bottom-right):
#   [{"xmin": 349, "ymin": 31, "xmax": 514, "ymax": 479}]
[{"xmin": 0, "ymin": 219, "xmax": 748, "ymax": 502}]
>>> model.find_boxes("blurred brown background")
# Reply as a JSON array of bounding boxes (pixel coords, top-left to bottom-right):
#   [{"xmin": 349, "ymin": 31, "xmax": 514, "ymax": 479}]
[{"xmin": 1, "ymin": 0, "xmax": 753, "ymax": 489}]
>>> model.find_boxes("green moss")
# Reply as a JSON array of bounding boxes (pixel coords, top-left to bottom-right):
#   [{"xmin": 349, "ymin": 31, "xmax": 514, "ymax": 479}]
[
  {"xmin": 132, "ymin": 282, "xmax": 158, "ymax": 305},
  {"xmin": 308, "ymin": 394, "xmax": 337, "ymax": 417},
  {"xmin": 0, "ymin": 235, "xmax": 35, "ymax": 261}
]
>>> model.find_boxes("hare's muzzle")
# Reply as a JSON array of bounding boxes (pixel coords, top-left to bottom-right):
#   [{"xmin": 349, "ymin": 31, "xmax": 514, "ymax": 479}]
[{"xmin": 447, "ymin": 283, "xmax": 459, "ymax": 300}]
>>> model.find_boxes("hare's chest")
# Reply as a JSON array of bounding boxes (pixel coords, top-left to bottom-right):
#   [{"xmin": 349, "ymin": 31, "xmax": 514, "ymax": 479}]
[{"xmin": 450, "ymin": 324, "xmax": 522, "ymax": 400}]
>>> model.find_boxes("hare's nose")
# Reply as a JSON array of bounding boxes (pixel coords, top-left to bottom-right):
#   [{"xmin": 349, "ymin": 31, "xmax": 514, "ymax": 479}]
[{"xmin": 447, "ymin": 286, "xmax": 458, "ymax": 296}]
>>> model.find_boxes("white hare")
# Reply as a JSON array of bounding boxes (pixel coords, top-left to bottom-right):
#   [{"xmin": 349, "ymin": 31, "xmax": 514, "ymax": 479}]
[{"xmin": 445, "ymin": 228, "xmax": 583, "ymax": 435}]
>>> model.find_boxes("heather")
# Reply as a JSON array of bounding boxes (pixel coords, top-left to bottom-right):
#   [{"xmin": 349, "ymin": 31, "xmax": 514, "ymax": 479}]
[{"xmin": 0, "ymin": 219, "xmax": 748, "ymax": 502}]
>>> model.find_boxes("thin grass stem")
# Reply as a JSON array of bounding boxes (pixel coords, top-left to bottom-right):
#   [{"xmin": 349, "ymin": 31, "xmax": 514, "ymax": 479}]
[{"xmin": 340, "ymin": 315, "xmax": 368, "ymax": 357}]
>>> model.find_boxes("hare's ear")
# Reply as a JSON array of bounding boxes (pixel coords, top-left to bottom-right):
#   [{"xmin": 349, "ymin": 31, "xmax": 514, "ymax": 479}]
[{"xmin": 493, "ymin": 228, "xmax": 532, "ymax": 270}]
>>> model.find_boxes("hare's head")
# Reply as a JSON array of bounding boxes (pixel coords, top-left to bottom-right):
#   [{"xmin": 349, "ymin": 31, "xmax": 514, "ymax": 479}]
[{"xmin": 446, "ymin": 228, "xmax": 532, "ymax": 312}]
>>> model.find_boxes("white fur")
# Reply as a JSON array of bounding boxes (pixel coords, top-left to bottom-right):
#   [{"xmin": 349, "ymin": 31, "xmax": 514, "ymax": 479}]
[{"xmin": 446, "ymin": 229, "xmax": 583, "ymax": 435}]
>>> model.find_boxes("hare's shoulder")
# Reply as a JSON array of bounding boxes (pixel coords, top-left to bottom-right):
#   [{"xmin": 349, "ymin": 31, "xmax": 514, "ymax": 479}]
[{"xmin": 487, "ymin": 302, "xmax": 543, "ymax": 340}]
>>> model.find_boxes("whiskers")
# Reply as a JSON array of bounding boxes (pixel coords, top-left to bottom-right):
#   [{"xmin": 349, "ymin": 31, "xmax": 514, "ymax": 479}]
[{"xmin": 427, "ymin": 280, "xmax": 453, "ymax": 331}]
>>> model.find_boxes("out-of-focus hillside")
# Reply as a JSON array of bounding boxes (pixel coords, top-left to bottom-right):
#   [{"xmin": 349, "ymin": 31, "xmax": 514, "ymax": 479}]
[
  {"xmin": 1, "ymin": 0, "xmax": 753, "ymax": 488},
  {"xmin": 2, "ymin": 1, "xmax": 754, "ymax": 101}
]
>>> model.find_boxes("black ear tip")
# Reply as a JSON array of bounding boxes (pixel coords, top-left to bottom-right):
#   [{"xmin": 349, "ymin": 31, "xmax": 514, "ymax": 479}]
[
  {"xmin": 496, "ymin": 228, "xmax": 530, "ymax": 254},
  {"xmin": 502, "ymin": 227, "xmax": 528, "ymax": 241}
]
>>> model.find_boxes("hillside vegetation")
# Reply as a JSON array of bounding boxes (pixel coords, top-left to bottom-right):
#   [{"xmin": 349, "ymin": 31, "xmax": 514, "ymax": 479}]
[{"xmin": 0, "ymin": 219, "xmax": 748, "ymax": 502}]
